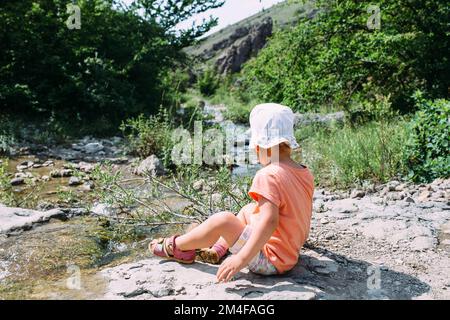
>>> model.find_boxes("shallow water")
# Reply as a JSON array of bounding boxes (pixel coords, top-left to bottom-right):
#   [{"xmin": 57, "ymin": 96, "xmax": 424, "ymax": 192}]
[
  {"xmin": 6, "ymin": 156, "xmax": 75, "ymax": 204},
  {"xmin": 0, "ymin": 214, "xmax": 188, "ymax": 299},
  {"xmin": 0, "ymin": 104, "xmax": 259, "ymax": 299}
]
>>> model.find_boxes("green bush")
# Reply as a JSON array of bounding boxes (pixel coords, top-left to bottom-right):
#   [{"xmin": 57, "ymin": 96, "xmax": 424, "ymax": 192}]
[
  {"xmin": 120, "ymin": 110, "xmax": 174, "ymax": 167},
  {"xmin": 242, "ymin": 0, "xmax": 449, "ymax": 113},
  {"xmin": 405, "ymin": 94, "xmax": 450, "ymax": 182},
  {"xmin": 208, "ymin": 84, "xmax": 259, "ymax": 124},
  {"xmin": 197, "ymin": 68, "xmax": 219, "ymax": 96},
  {"xmin": 0, "ymin": 0, "xmax": 224, "ymax": 135},
  {"xmin": 298, "ymin": 120, "xmax": 408, "ymax": 188}
]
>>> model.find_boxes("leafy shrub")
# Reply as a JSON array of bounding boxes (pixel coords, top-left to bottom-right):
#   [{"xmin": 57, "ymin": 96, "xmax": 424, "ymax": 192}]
[
  {"xmin": 197, "ymin": 68, "xmax": 219, "ymax": 96},
  {"xmin": 224, "ymin": 102, "xmax": 253, "ymax": 124},
  {"xmin": 0, "ymin": 0, "xmax": 223, "ymax": 135},
  {"xmin": 242, "ymin": 0, "xmax": 449, "ymax": 113},
  {"xmin": 120, "ymin": 110, "xmax": 174, "ymax": 167},
  {"xmin": 404, "ymin": 94, "xmax": 450, "ymax": 182},
  {"xmin": 208, "ymin": 83, "xmax": 259, "ymax": 124}
]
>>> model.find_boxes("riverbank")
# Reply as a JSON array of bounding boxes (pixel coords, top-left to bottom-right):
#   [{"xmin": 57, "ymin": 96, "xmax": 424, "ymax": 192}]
[
  {"xmin": 1, "ymin": 173, "xmax": 448, "ymax": 299},
  {"xmin": 0, "ymin": 104, "xmax": 449, "ymax": 300}
]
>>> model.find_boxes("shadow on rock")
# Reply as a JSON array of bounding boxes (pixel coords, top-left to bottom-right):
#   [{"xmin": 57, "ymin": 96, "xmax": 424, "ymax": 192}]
[{"xmin": 175, "ymin": 246, "xmax": 431, "ymax": 300}]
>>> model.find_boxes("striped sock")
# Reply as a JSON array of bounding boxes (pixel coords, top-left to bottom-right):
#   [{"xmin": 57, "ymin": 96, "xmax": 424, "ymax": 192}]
[{"xmin": 212, "ymin": 243, "xmax": 228, "ymax": 259}]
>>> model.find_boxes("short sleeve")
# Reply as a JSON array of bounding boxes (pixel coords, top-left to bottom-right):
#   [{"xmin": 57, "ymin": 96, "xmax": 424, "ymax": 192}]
[{"xmin": 248, "ymin": 171, "xmax": 281, "ymax": 207}]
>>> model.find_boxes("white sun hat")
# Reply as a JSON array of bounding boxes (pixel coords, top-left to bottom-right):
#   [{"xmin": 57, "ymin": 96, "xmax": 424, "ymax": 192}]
[{"xmin": 248, "ymin": 103, "xmax": 299, "ymax": 149}]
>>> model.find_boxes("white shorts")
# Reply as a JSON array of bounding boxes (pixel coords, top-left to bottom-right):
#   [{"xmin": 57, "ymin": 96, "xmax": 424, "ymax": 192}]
[{"xmin": 229, "ymin": 226, "xmax": 278, "ymax": 275}]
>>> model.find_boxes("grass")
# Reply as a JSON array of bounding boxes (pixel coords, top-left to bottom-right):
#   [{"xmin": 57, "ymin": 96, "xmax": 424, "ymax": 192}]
[
  {"xmin": 297, "ymin": 119, "xmax": 409, "ymax": 188},
  {"xmin": 206, "ymin": 85, "xmax": 259, "ymax": 124}
]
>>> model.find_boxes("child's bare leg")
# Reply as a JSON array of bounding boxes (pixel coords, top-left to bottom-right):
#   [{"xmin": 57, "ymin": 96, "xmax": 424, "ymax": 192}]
[
  {"xmin": 176, "ymin": 211, "xmax": 245, "ymax": 251},
  {"xmin": 196, "ymin": 203, "xmax": 257, "ymax": 263},
  {"xmin": 214, "ymin": 203, "xmax": 256, "ymax": 249}
]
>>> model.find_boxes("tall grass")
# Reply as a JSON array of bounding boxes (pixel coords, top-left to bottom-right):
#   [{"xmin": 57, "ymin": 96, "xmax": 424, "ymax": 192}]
[{"xmin": 297, "ymin": 120, "xmax": 409, "ymax": 188}]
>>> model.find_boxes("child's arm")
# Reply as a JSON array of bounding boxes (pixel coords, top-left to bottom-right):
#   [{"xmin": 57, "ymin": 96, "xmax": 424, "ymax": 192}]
[{"xmin": 217, "ymin": 196, "xmax": 279, "ymax": 282}]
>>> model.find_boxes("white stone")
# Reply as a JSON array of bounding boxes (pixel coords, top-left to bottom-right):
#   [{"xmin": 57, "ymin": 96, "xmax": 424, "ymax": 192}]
[
  {"xmin": 84, "ymin": 142, "xmax": 104, "ymax": 154},
  {"xmin": 0, "ymin": 205, "xmax": 65, "ymax": 234},
  {"xmin": 91, "ymin": 203, "xmax": 117, "ymax": 217},
  {"xmin": 68, "ymin": 176, "xmax": 82, "ymax": 186},
  {"xmin": 133, "ymin": 155, "xmax": 165, "ymax": 177}
]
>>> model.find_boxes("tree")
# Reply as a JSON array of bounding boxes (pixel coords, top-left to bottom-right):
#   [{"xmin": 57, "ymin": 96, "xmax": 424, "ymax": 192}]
[
  {"xmin": 0, "ymin": 0, "xmax": 224, "ymax": 134},
  {"xmin": 242, "ymin": 0, "xmax": 449, "ymax": 113}
]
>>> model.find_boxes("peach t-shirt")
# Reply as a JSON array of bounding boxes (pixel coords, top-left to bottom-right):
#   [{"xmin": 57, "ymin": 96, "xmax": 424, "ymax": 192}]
[{"xmin": 248, "ymin": 162, "xmax": 314, "ymax": 273}]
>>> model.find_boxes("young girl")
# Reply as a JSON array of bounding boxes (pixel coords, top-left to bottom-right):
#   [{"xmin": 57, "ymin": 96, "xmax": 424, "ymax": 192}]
[{"xmin": 149, "ymin": 103, "xmax": 314, "ymax": 282}]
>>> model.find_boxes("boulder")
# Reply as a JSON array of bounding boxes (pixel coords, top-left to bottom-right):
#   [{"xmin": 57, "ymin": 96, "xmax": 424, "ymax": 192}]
[
  {"xmin": 84, "ymin": 142, "xmax": 104, "ymax": 154},
  {"xmin": 133, "ymin": 155, "xmax": 166, "ymax": 177}
]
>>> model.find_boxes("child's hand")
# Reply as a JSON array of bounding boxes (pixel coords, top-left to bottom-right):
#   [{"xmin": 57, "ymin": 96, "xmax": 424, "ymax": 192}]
[{"xmin": 216, "ymin": 255, "xmax": 245, "ymax": 283}]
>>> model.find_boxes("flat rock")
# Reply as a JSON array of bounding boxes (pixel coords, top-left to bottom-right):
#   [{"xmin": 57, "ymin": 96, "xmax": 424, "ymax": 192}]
[
  {"xmin": 100, "ymin": 258, "xmax": 323, "ymax": 300},
  {"xmin": 302, "ymin": 252, "xmax": 339, "ymax": 275},
  {"xmin": 330, "ymin": 199, "xmax": 359, "ymax": 214},
  {"xmin": 357, "ymin": 219, "xmax": 409, "ymax": 241},
  {"xmin": 0, "ymin": 205, "xmax": 65, "ymax": 234},
  {"xmin": 410, "ymin": 236, "xmax": 436, "ymax": 251}
]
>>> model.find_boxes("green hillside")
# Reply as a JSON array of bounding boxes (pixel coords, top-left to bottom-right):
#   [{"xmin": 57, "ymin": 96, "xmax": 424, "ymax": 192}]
[{"xmin": 185, "ymin": 0, "xmax": 306, "ymax": 60}]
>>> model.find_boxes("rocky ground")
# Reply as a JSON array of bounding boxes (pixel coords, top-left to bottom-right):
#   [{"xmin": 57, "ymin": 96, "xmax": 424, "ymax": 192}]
[
  {"xmin": 1, "ymin": 165, "xmax": 449, "ymax": 299},
  {"xmin": 98, "ymin": 179, "xmax": 450, "ymax": 300},
  {"xmin": 0, "ymin": 112, "xmax": 449, "ymax": 300}
]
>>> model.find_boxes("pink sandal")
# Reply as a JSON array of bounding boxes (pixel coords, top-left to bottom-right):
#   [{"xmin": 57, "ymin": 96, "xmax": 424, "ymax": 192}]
[{"xmin": 149, "ymin": 235, "xmax": 195, "ymax": 264}]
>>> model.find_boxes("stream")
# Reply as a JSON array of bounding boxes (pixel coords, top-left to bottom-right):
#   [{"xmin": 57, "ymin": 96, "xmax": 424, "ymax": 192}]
[
  {"xmin": 0, "ymin": 103, "xmax": 257, "ymax": 299},
  {"xmin": 1, "ymin": 104, "xmax": 449, "ymax": 300}
]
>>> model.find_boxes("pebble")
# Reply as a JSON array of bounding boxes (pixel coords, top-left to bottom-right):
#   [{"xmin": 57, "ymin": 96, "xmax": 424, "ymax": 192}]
[
  {"xmin": 350, "ymin": 190, "xmax": 365, "ymax": 199},
  {"xmin": 10, "ymin": 177, "xmax": 25, "ymax": 186},
  {"xmin": 410, "ymin": 236, "xmax": 435, "ymax": 251},
  {"xmin": 68, "ymin": 176, "xmax": 82, "ymax": 186},
  {"xmin": 404, "ymin": 196, "xmax": 415, "ymax": 203},
  {"xmin": 324, "ymin": 232, "xmax": 335, "ymax": 240},
  {"xmin": 193, "ymin": 179, "xmax": 204, "ymax": 191}
]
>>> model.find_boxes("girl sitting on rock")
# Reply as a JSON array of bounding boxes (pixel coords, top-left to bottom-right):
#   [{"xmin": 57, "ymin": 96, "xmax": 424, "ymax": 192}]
[{"xmin": 149, "ymin": 103, "xmax": 314, "ymax": 282}]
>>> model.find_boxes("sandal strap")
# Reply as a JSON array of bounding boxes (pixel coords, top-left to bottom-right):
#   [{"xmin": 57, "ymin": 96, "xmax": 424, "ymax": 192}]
[{"xmin": 163, "ymin": 235, "xmax": 179, "ymax": 258}]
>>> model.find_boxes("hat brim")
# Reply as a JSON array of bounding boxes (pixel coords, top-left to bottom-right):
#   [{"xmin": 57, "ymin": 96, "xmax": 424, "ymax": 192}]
[{"xmin": 249, "ymin": 136, "xmax": 300, "ymax": 150}]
